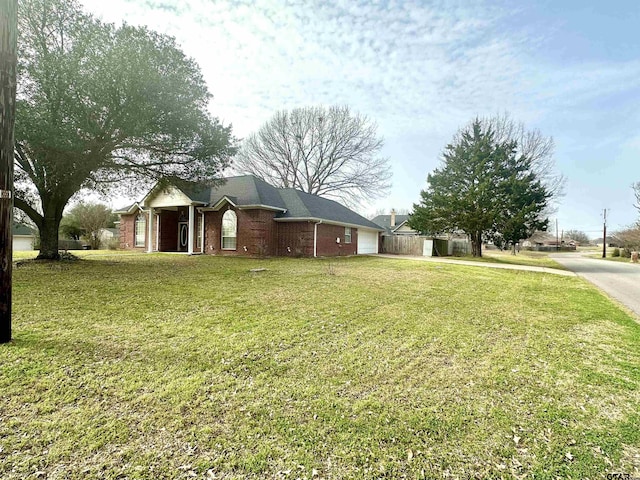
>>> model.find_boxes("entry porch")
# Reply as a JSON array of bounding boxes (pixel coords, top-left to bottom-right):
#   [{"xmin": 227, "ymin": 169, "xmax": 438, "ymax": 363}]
[{"xmin": 145, "ymin": 205, "xmax": 204, "ymax": 254}]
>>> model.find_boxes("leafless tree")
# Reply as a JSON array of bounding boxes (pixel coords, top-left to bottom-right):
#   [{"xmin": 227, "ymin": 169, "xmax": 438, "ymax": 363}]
[
  {"xmin": 616, "ymin": 226, "xmax": 640, "ymax": 252},
  {"xmin": 633, "ymin": 182, "xmax": 640, "ymax": 219},
  {"xmin": 234, "ymin": 105, "xmax": 391, "ymax": 207},
  {"xmin": 564, "ymin": 229, "xmax": 591, "ymax": 245},
  {"xmin": 474, "ymin": 113, "xmax": 566, "ymax": 209},
  {"xmin": 61, "ymin": 201, "xmax": 114, "ymax": 249}
]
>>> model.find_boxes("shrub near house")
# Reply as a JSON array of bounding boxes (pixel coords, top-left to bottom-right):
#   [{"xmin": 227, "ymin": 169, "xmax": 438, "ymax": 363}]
[{"xmin": 116, "ymin": 175, "xmax": 383, "ymax": 257}]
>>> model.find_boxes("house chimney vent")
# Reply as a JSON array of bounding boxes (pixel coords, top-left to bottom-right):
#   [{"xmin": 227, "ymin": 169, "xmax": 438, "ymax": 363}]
[{"xmin": 390, "ymin": 209, "xmax": 396, "ymax": 227}]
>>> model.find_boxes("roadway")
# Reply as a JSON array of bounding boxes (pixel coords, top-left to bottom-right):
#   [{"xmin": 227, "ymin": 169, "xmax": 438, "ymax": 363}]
[{"xmin": 550, "ymin": 252, "xmax": 640, "ymax": 318}]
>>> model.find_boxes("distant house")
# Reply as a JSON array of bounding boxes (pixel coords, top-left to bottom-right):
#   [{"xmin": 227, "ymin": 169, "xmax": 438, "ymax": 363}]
[
  {"xmin": 370, "ymin": 210, "xmax": 418, "ymax": 236},
  {"xmin": 594, "ymin": 236, "xmax": 623, "ymax": 248},
  {"xmin": 522, "ymin": 231, "xmax": 557, "ymax": 247},
  {"xmin": 12, "ymin": 223, "xmax": 35, "ymax": 251},
  {"xmin": 370, "ymin": 210, "xmax": 470, "ymax": 256},
  {"xmin": 522, "ymin": 231, "xmax": 576, "ymax": 250},
  {"xmin": 98, "ymin": 228, "xmax": 119, "ymax": 246},
  {"xmin": 115, "ymin": 175, "xmax": 383, "ymax": 257}
]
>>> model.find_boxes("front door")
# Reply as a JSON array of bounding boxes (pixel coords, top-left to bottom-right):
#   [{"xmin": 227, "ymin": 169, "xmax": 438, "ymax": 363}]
[{"xmin": 178, "ymin": 222, "xmax": 188, "ymax": 251}]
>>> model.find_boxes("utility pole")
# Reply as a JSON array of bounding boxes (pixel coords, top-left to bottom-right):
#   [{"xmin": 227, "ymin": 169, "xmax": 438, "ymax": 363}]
[
  {"xmin": 602, "ymin": 208, "xmax": 608, "ymax": 259},
  {"xmin": 555, "ymin": 218, "xmax": 559, "ymax": 252},
  {"xmin": 0, "ymin": 0, "xmax": 17, "ymax": 344}
]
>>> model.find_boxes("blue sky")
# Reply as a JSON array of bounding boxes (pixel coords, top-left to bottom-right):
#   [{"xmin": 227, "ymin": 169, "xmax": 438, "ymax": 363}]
[{"xmin": 81, "ymin": 0, "xmax": 640, "ymax": 237}]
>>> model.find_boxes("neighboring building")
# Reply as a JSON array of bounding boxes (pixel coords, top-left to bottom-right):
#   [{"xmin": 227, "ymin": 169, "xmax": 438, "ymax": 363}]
[
  {"xmin": 371, "ymin": 210, "xmax": 470, "ymax": 256},
  {"xmin": 12, "ymin": 223, "xmax": 35, "ymax": 251},
  {"xmin": 115, "ymin": 175, "xmax": 383, "ymax": 257},
  {"xmin": 522, "ymin": 231, "xmax": 558, "ymax": 247},
  {"xmin": 522, "ymin": 231, "xmax": 576, "ymax": 250},
  {"xmin": 370, "ymin": 209, "xmax": 418, "ymax": 236},
  {"xmin": 594, "ymin": 236, "xmax": 623, "ymax": 248},
  {"xmin": 98, "ymin": 228, "xmax": 119, "ymax": 247}
]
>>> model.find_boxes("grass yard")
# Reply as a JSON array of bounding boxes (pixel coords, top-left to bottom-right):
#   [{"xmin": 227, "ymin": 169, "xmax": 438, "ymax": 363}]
[
  {"xmin": 448, "ymin": 249, "xmax": 568, "ymax": 270},
  {"xmin": 2, "ymin": 254, "xmax": 640, "ymax": 479},
  {"xmin": 588, "ymin": 252, "xmax": 639, "ymax": 264}
]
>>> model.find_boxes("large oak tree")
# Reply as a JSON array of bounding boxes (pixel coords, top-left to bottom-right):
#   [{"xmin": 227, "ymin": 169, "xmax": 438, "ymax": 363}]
[
  {"xmin": 15, "ymin": 0, "xmax": 235, "ymax": 259},
  {"xmin": 409, "ymin": 120, "xmax": 551, "ymax": 257},
  {"xmin": 234, "ymin": 105, "xmax": 391, "ymax": 207}
]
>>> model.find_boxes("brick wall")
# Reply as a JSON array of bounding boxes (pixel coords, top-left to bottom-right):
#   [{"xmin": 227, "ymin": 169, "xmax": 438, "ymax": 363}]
[
  {"xmin": 316, "ymin": 223, "xmax": 358, "ymax": 256},
  {"xmin": 119, "ymin": 212, "xmax": 148, "ymax": 250},
  {"xmin": 276, "ymin": 222, "xmax": 314, "ymax": 256},
  {"xmin": 203, "ymin": 207, "xmax": 278, "ymax": 256},
  {"xmin": 120, "ymin": 206, "xmax": 366, "ymax": 257}
]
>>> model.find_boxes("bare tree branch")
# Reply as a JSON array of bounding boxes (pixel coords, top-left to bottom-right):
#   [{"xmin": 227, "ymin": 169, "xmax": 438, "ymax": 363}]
[
  {"xmin": 472, "ymin": 113, "xmax": 565, "ymax": 213},
  {"xmin": 234, "ymin": 105, "xmax": 391, "ymax": 207}
]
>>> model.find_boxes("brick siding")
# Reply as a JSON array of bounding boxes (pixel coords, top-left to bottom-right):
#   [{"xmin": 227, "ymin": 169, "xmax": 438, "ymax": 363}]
[
  {"xmin": 315, "ymin": 223, "xmax": 359, "ymax": 256},
  {"xmin": 120, "ymin": 206, "xmax": 370, "ymax": 257}
]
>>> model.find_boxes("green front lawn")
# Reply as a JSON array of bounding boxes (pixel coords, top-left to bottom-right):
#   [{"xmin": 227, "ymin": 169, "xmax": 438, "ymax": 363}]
[
  {"xmin": 449, "ymin": 249, "xmax": 568, "ymax": 270},
  {"xmin": 2, "ymin": 254, "xmax": 639, "ymax": 478},
  {"xmin": 590, "ymin": 252, "xmax": 639, "ymax": 264}
]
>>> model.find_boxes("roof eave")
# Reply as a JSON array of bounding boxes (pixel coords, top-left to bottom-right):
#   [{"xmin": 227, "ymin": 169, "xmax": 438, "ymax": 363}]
[
  {"xmin": 274, "ymin": 217, "xmax": 384, "ymax": 231},
  {"xmin": 114, "ymin": 202, "xmax": 142, "ymax": 215},
  {"xmin": 201, "ymin": 196, "xmax": 238, "ymax": 211},
  {"xmin": 237, "ymin": 204, "xmax": 287, "ymax": 213},
  {"xmin": 391, "ymin": 220, "xmax": 410, "ymax": 232}
]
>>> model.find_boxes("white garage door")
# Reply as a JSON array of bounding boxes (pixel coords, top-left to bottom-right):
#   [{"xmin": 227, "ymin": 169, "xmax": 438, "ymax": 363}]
[
  {"xmin": 13, "ymin": 236, "xmax": 33, "ymax": 251},
  {"xmin": 357, "ymin": 229, "xmax": 379, "ymax": 254}
]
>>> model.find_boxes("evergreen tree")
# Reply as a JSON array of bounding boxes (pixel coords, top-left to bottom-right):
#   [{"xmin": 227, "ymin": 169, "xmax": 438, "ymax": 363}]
[{"xmin": 409, "ymin": 120, "xmax": 551, "ymax": 257}]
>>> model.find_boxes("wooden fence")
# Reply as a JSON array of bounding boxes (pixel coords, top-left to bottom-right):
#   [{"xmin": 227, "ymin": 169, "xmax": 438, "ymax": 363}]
[
  {"xmin": 382, "ymin": 236, "xmax": 470, "ymax": 256},
  {"xmin": 382, "ymin": 235, "xmax": 424, "ymax": 255}
]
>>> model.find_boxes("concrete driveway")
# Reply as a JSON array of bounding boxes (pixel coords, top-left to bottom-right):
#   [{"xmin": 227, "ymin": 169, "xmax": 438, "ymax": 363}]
[{"xmin": 550, "ymin": 252, "xmax": 640, "ymax": 318}]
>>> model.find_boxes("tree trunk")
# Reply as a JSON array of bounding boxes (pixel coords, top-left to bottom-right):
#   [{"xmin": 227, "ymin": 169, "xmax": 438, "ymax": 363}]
[
  {"xmin": 0, "ymin": 0, "xmax": 17, "ymax": 344},
  {"xmin": 471, "ymin": 232, "xmax": 483, "ymax": 257},
  {"xmin": 37, "ymin": 214, "xmax": 62, "ymax": 260},
  {"xmin": 90, "ymin": 232, "xmax": 100, "ymax": 250}
]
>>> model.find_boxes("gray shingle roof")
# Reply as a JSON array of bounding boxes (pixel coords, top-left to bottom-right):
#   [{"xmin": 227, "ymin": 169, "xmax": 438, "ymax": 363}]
[
  {"xmin": 276, "ymin": 189, "xmax": 383, "ymax": 230},
  {"xmin": 13, "ymin": 223, "xmax": 35, "ymax": 236},
  {"xmin": 114, "ymin": 202, "xmax": 139, "ymax": 214},
  {"xmin": 182, "ymin": 176, "xmax": 287, "ymax": 210},
  {"xmin": 371, "ymin": 214, "xmax": 411, "ymax": 235},
  {"xmin": 150, "ymin": 175, "xmax": 382, "ymax": 231}
]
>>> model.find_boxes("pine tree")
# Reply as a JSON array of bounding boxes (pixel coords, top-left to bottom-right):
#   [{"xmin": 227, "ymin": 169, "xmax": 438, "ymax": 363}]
[{"xmin": 409, "ymin": 120, "xmax": 550, "ymax": 257}]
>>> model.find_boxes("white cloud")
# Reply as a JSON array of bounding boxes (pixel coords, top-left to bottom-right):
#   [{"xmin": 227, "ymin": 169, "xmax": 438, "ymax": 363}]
[{"xmin": 80, "ymin": 0, "xmax": 640, "ymax": 228}]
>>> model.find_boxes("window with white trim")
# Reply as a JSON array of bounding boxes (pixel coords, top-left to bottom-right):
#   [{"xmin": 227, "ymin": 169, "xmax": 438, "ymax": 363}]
[
  {"xmin": 135, "ymin": 214, "xmax": 146, "ymax": 247},
  {"xmin": 221, "ymin": 210, "xmax": 237, "ymax": 250},
  {"xmin": 344, "ymin": 227, "xmax": 352, "ymax": 243}
]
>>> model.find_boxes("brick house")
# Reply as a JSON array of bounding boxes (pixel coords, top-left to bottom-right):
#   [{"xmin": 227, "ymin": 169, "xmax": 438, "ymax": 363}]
[
  {"xmin": 371, "ymin": 209, "xmax": 419, "ymax": 236},
  {"xmin": 115, "ymin": 175, "xmax": 383, "ymax": 257}
]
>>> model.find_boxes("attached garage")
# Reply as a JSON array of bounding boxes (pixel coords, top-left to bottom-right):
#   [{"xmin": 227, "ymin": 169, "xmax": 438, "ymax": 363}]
[
  {"xmin": 12, "ymin": 224, "xmax": 35, "ymax": 251},
  {"xmin": 13, "ymin": 236, "xmax": 34, "ymax": 251},
  {"xmin": 357, "ymin": 229, "xmax": 379, "ymax": 254}
]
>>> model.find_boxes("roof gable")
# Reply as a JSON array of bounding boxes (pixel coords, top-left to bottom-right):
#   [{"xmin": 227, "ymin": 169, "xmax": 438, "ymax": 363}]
[
  {"xmin": 371, "ymin": 214, "xmax": 411, "ymax": 234},
  {"xmin": 392, "ymin": 221, "xmax": 416, "ymax": 233},
  {"xmin": 143, "ymin": 185, "xmax": 197, "ymax": 208}
]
